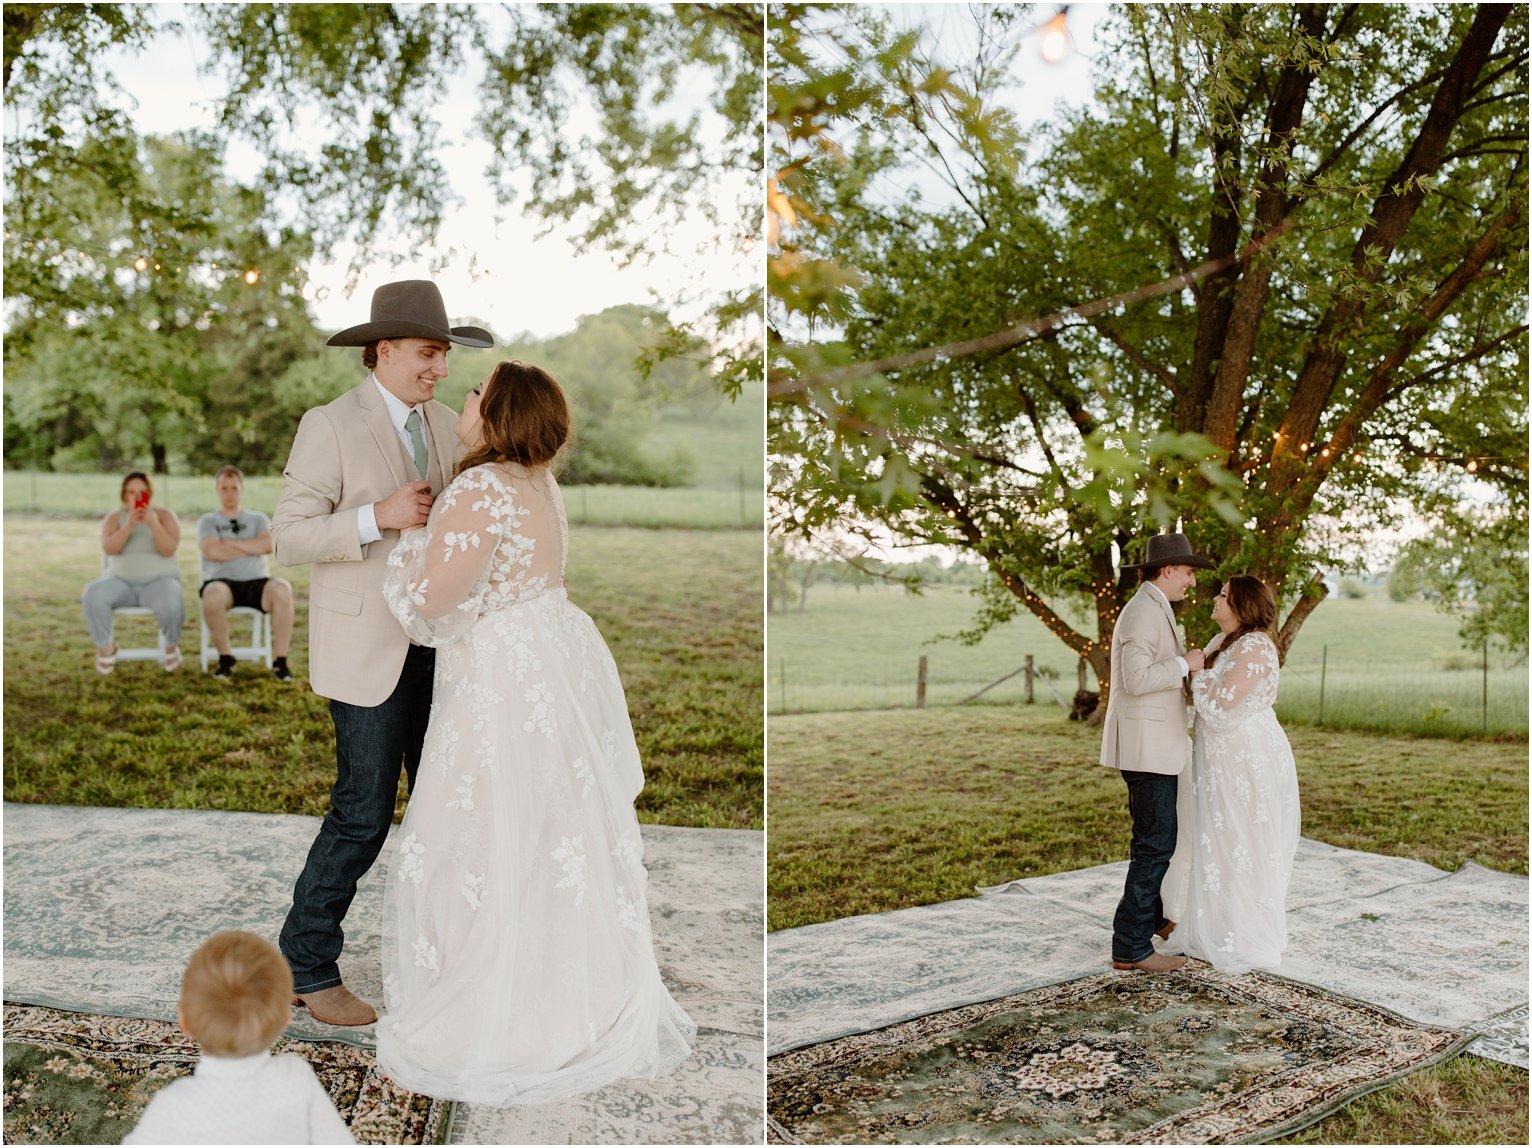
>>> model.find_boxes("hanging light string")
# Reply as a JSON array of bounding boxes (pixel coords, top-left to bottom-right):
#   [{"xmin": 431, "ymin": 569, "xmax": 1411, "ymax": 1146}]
[
  {"xmin": 1236, "ymin": 429, "xmax": 1525, "ymax": 475},
  {"xmin": 3, "ymin": 229, "xmax": 303, "ymax": 286}
]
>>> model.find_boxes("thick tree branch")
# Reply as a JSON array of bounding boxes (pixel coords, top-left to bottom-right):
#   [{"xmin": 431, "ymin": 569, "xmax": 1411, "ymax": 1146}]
[
  {"xmin": 1277, "ymin": 4, "xmax": 1510, "ymax": 465},
  {"xmin": 923, "ymin": 477, "xmax": 1097, "ymax": 657},
  {"xmin": 1091, "ymin": 318, "xmax": 1178, "ymax": 396},
  {"xmin": 1277, "ymin": 576, "xmax": 1328, "ymax": 654},
  {"xmin": 772, "ymin": 220, "xmax": 1296, "ymax": 398},
  {"xmin": 1205, "ymin": 2, "xmax": 1329, "ymax": 452},
  {"xmin": 1301, "ymin": 196, "xmax": 1523, "ymax": 500}
]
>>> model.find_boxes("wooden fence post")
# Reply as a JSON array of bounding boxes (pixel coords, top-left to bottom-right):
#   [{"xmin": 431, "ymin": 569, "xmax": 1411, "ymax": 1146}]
[
  {"xmin": 917, "ymin": 655, "xmax": 927, "ymax": 708},
  {"xmin": 1024, "ymin": 654, "xmax": 1035, "ymax": 704},
  {"xmin": 1318, "ymin": 645, "xmax": 1327, "ymax": 726},
  {"xmin": 1482, "ymin": 639, "xmax": 1489, "ymax": 734},
  {"xmin": 1077, "ymin": 658, "xmax": 1088, "ymax": 694}
]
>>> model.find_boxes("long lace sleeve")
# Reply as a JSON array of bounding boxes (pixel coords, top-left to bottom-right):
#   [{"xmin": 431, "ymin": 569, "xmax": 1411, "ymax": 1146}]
[
  {"xmin": 1190, "ymin": 633, "xmax": 1280, "ymax": 730},
  {"xmin": 382, "ymin": 468, "xmax": 505, "ymax": 646}
]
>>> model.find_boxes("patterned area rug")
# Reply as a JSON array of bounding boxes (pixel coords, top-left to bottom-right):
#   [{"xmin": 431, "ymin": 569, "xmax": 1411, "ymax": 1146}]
[
  {"xmin": 766, "ymin": 965, "xmax": 1469, "ymax": 1145},
  {"xmin": 3, "ymin": 1004, "xmax": 453, "ymax": 1145},
  {"xmin": 769, "ymin": 838, "xmax": 1526, "ymax": 1062},
  {"xmin": 2, "ymin": 803, "xmax": 764, "ymax": 1144},
  {"xmin": 1467, "ymin": 1004, "xmax": 1530, "ymax": 1070}
]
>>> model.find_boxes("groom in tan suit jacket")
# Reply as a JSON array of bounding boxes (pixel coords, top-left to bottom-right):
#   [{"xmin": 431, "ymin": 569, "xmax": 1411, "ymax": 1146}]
[
  {"xmin": 1099, "ymin": 532, "xmax": 1215, "ymax": 974},
  {"xmin": 272, "ymin": 281, "xmax": 491, "ymax": 1025}
]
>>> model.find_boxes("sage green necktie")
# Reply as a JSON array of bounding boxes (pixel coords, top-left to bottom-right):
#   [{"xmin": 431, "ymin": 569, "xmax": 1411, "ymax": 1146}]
[{"xmin": 404, "ymin": 408, "xmax": 429, "ymax": 478}]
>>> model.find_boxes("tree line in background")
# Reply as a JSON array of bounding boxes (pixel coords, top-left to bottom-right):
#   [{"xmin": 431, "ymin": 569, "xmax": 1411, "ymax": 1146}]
[
  {"xmin": 768, "ymin": 2, "xmax": 1527, "ymax": 686},
  {"xmin": 4, "ymin": 299, "xmax": 718, "ymax": 485},
  {"xmin": 3, "ymin": 3, "xmax": 761, "ymax": 479}
]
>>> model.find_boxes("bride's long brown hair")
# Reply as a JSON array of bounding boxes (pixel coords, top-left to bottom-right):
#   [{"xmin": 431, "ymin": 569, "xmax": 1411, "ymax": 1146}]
[
  {"xmin": 1205, "ymin": 574, "xmax": 1282, "ymax": 669},
  {"xmin": 456, "ymin": 360, "xmax": 571, "ymax": 478}
]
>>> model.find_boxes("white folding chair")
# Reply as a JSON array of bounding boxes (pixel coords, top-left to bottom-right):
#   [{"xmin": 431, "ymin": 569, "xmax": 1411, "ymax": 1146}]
[
  {"xmin": 201, "ymin": 604, "xmax": 274, "ymax": 671},
  {"xmin": 111, "ymin": 606, "xmax": 169, "ymax": 662},
  {"xmin": 101, "ymin": 552, "xmax": 174, "ymax": 662}
]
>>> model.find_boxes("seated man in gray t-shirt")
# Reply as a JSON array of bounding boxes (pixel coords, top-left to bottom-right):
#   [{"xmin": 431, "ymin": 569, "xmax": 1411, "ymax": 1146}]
[{"xmin": 198, "ymin": 466, "xmax": 295, "ymax": 680}]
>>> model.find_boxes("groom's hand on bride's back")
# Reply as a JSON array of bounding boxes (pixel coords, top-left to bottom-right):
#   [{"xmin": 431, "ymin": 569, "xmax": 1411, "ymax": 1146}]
[{"xmin": 375, "ymin": 481, "xmax": 434, "ymax": 531}]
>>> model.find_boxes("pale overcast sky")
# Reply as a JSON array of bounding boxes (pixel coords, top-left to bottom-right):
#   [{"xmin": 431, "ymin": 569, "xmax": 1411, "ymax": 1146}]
[{"xmin": 91, "ymin": 5, "xmax": 756, "ymax": 342}]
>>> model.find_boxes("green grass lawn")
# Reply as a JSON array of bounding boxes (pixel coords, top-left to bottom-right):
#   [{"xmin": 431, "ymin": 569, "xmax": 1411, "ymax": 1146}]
[
  {"xmin": 768, "ymin": 705, "xmax": 1528, "ymax": 1145},
  {"xmin": 768, "ymin": 582, "xmax": 1528, "ymax": 737},
  {"xmin": 2, "ymin": 515, "xmax": 762, "ymax": 829}
]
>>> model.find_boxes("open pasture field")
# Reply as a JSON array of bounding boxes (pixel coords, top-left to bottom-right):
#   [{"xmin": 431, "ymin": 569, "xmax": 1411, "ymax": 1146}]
[
  {"xmin": 2, "ymin": 515, "xmax": 762, "ymax": 829},
  {"xmin": 768, "ymin": 582, "xmax": 1528, "ymax": 737}
]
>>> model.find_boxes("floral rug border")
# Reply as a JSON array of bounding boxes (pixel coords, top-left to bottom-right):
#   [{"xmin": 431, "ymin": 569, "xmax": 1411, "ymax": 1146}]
[
  {"xmin": 3, "ymin": 1003, "xmax": 456, "ymax": 1145},
  {"xmin": 767, "ymin": 965, "xmax": 1473, "ymax": 1145}
]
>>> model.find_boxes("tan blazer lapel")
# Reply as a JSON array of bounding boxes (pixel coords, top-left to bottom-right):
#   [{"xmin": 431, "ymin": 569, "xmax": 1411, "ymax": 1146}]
[
  {"xmin": 1142, "ymin": 583, "xmax": 1185, "ymax": 655},
  {"xmin": 357, "ymin": 382, "xmax": 412, "ymax": 490}
]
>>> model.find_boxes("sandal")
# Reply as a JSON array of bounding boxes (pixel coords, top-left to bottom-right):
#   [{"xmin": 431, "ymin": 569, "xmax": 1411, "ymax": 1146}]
[
  {"xmin": 94, "ymin": 646, "xmax": 117, "ymax": 675},
  {"xmin": 163, "ymin": 647, "xmax": 182, "ymax": 673}
]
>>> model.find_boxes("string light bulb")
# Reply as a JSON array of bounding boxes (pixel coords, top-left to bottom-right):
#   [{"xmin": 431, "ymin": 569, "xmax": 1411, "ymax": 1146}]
[
  {"xmin": 244, "ymin": 269, "xmax": 260, "ymax": 284},
  {"xmin": 134, "ymin": 257, "xmax": 148, "ymax": 271},
  {"xmin": 1039, "ymin": 10, "xmax": 1070, "ymax": 63}
]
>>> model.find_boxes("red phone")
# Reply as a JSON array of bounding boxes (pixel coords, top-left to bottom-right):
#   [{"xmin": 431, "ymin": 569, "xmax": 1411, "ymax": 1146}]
[{"xmin": 133, "ymin": 491, "xmax": 150, "ymax": 510}]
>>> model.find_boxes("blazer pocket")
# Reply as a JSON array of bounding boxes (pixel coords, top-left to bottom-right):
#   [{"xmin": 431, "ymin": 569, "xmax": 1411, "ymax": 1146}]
[
  {"xmin": 311, "ymin": 584, "xmax": 363, "ymax": 617},
  {"xmin": 1123, "ymin": 704, "xmax": 1164, "ymax": 720}
]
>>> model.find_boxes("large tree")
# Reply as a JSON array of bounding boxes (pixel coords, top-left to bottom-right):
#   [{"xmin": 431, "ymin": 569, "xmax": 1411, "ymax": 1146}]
[
  {"xmin": 770, "ymin": 3, "xmax": 1528, "ymax": 692},
  {"xmin": 3, "ymin": 125, "xmax": 315, "ymax": 472}
]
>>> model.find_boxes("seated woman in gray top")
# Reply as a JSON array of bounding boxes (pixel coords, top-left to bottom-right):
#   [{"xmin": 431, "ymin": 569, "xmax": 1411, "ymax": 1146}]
[{"xmin": 83, "ymin": 471, "xmax": 185, "ymax": 673}]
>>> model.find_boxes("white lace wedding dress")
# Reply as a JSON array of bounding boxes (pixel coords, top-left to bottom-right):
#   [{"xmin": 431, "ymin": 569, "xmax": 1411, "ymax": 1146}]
[
  {"xmin": 1162, "ymin": 630, "xmax": 1301, "ymax": 974},
  {"xmin": 374, "ymin": 462, "xmax": 694, "ymax": 1104}
]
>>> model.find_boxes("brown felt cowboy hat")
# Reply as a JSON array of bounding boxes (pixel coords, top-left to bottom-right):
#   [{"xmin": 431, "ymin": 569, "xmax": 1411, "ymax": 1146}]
[
  {"xmin": 326, "ymin": 280, "xmax": 494, "ymax": 348},
  {"xmin": 1120, "ymin": 532, "xmax": 1217, "ymax": 570}
]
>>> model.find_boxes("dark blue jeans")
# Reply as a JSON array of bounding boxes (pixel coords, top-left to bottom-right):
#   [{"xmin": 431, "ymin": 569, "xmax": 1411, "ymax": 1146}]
[
  {"xmin": 280, "ymin": 644, "xmax": 435, "ymax": 993},
  {"xmin": 1111, "ymin": 769, "xmax": 1179, "ymax": 963}
]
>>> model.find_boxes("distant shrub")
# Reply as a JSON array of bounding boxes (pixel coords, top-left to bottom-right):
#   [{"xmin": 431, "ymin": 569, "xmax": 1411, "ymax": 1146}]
[{"xmin": 1437, "ymin": 652, "xmax": 1483, "ymax": 672}]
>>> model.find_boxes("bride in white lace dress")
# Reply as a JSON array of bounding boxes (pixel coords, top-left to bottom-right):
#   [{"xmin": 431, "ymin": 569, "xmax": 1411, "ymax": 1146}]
[
  {"xmin": 374, "ymin": 361, "xmax": 694, "ymax": 1104},
  {"xmin": 1162, "ymin": 574, "xmax": 1301, "ymax": 974}
]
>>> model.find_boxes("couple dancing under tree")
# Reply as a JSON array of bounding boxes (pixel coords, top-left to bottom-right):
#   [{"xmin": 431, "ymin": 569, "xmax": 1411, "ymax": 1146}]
[
  {"xmin": 270, "ymin": 280, "xmax": 693, "ymax": 1104},
  {"xmin": 1101, "ymin": 532, "xmax": 1302, "ymax": 976}
]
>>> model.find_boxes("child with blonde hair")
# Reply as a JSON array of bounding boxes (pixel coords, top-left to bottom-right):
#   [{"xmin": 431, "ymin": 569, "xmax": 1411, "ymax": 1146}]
[{"xmin": 126, "ymin": 930, "xmax": 353, "ymax": 1144}]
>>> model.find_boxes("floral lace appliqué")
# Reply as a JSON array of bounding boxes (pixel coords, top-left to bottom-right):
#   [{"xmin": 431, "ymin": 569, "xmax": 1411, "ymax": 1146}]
[{"xmin": 553, "ymin": 835, "xmax": 588, "ymax": 905}]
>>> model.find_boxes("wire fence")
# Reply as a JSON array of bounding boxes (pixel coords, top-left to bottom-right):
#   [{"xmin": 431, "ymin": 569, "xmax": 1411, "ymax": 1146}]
[
  {"xmin": 3, "ymin": 469, "xmax": 763, "ymax": 529},
  {"xmin": 771, "ymin": 646, "xmax": 1529, "ymax": 738},
  {"xmin": 1276, "ymin": 643, "xmax": 1526, "ymax": 737}
]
